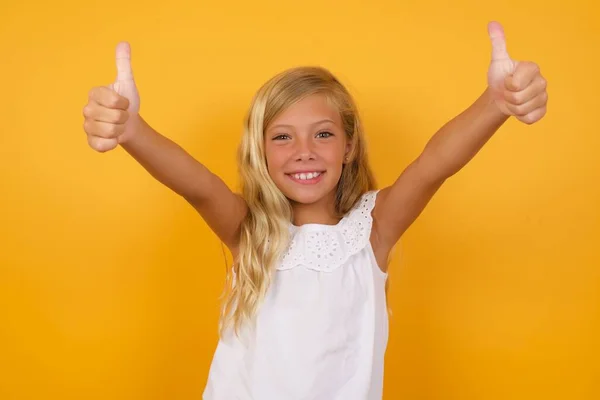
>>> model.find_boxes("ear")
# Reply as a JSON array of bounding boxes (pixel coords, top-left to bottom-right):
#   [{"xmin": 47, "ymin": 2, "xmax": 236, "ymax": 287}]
[{"xmin": 343, "ymin": 142, "xmax": 353, "ymax": 164}]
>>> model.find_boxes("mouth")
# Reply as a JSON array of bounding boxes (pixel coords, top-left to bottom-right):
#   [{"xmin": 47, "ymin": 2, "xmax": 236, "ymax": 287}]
[{"xmin": 286, "ymin": 171, "xmax": 325, "ymax": 185}]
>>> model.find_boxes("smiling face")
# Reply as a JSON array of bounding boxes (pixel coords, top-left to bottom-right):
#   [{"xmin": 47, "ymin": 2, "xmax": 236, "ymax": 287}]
[{"xmin": 264, "ymin": 93, "xmax": 350, "ymax": 206}]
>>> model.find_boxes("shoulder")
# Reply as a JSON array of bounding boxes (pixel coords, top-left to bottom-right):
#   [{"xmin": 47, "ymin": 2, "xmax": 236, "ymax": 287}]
[
  {"xmin": 343, "ymin": 189, "xmax": 392, "ymax": 274},
  {"xmin": 369, "ymin": 187, "xmax": 395, "ymax": 273},
  {"xmin": 350, "ymin": 189, "xmax": 380, "ymax": 216}
]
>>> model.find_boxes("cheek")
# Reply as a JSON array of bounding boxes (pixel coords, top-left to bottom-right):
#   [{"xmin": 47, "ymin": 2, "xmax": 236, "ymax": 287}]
[
  {"xmin": 322, "ymin": 145, "xmax": 345, "ymax": 166},
  {"xmin": 265, "ymin": 149, "xmax": 287, "ymax": 175}
]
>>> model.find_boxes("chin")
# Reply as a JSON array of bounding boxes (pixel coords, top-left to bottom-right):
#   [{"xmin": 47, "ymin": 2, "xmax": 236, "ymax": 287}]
[{"xmin": 285, "ymin": 190, "xmax": 325, "ymax": 205}]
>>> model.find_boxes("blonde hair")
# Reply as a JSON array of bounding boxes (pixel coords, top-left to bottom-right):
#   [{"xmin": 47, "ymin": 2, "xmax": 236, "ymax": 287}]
[{"xmin": 219, "ymin": 66, "xmax": 377, "ymax": 336}]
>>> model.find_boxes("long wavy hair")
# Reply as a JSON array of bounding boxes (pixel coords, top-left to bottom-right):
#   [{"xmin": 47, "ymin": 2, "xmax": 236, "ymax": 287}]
[{"xmin": 219, "ymin": 66, "xmax": 377, "ymax": 336}]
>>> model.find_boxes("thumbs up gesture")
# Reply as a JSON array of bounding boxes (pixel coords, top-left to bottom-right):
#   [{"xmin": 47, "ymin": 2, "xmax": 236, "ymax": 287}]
[
  {"xmin": 83, "ymin": 42, "xmax": 141, "ymax": 152},
  {"xmin": 486, "ymin": 21, "xmax": 548, "ymax": 124}
]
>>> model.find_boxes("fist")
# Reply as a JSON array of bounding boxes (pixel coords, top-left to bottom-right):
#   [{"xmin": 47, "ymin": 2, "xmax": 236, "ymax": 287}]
[
  {"xmin": 487, "ymin": 21, "xmax": 548, "ymax": 125},
  {"xmin": 82, "ymin": 42, "xmax": 140, "ymax": 152}
]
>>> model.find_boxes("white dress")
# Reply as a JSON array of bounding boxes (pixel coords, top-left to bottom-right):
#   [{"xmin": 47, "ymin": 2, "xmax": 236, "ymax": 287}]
[{"xmin": 203, "ymin": 190, "xmax": 389, "ymax": 400}]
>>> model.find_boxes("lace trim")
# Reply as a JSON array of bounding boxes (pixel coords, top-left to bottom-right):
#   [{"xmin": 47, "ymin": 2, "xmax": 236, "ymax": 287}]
[{"xmin": 277, "ymin": 190, "xmax": 379, "ymax": 272}]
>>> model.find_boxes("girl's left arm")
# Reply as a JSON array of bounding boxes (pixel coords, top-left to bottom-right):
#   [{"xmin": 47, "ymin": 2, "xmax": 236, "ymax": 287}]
[{"xmin": 373, "ymin": 21, "xmax": 548, "ymax": 251}]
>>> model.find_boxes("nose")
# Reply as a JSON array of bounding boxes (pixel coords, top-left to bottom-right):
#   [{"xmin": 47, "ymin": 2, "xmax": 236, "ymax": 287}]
[{"xmin": 294, "ymin": 137, "xmax": 316, "ymax": 161}]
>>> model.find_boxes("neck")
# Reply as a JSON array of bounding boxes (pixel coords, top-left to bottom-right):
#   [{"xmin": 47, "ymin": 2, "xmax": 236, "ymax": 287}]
[{"xmin": 290, "ymin": 191, "xmax": 339, "ymax": 226}]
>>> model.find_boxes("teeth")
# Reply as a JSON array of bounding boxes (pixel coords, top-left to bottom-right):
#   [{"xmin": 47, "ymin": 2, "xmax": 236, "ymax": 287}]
[{"xmin": 292, "ymin": 172, "xmax": 321, "ymax": 180}]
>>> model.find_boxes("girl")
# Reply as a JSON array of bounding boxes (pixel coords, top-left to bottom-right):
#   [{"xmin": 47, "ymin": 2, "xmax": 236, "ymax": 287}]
[{"xmin": 82, "ymin": 21, "xmax": 547, "ymax": 400}]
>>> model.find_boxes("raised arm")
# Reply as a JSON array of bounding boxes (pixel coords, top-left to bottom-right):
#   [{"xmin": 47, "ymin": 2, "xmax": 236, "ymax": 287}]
[
  {"xmin": 372, "ymin": 21, "xmax": 548, "ymax": 256},
  {"xmin": 120, "ymin": 115, "xmax": 247, "ymax": 250},
  {"xmin": 83, "ymin": 42, "xmax": 247, "ymax": 251}
]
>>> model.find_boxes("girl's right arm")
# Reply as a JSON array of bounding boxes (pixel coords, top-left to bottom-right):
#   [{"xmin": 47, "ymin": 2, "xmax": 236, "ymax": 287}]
[
  {"xmin": 121, "ymin": 114, "xmax": 248, "ymax": 251},
  {"xmin": 82, "ymin": 42, "xmax": 247, "ymax": 251}
]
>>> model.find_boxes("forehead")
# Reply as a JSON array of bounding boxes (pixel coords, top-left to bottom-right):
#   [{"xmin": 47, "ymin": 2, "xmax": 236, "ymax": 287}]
[{"xmin": 266, "ymin": 94, "xmax": 342, "ymax": 132}]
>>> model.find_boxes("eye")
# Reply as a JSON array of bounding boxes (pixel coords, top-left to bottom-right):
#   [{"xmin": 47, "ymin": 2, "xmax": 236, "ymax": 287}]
[
  {"xmin": 273, "ymin": 134, "xmax": 290, "ymax": 140},
  {"xmin": 316, "ymin": 131, "xmax": 333, "ymax": 138}
]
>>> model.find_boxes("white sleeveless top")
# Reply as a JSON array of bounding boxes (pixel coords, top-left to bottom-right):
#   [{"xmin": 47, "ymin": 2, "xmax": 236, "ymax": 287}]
[{"xmin": 203, "ymin": 190, "xmax": 389, "ymax": 399}]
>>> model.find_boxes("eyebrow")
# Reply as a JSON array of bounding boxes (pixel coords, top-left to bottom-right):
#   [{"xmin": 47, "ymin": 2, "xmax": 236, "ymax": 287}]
[{"xmin": 268, "ymin": 118, "xmax": 336, "ymax": 131}]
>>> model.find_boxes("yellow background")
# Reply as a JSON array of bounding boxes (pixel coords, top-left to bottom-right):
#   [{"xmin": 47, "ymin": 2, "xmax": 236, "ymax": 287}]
[{"xmin": 1, "ymin": 0, "xmax": 598, "ymax": 399}]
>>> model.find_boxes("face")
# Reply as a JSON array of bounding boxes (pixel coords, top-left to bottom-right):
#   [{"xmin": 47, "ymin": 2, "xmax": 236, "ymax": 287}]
[{"xmin": 264, "ymin": 94, "xmax": 350, "ymax": 205}]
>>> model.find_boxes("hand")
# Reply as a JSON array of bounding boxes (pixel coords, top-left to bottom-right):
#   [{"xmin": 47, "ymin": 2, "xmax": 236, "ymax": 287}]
[
  {"xmin": 487, "ymin": 21, "xmax": 548, "ymax": 124},
  {"xmin": 83, "ymin": 42, "xmax": 141, "ymax": 152}
]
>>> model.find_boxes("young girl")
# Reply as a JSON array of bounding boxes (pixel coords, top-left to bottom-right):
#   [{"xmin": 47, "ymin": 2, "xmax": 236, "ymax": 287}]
[{"xmin": 82, "ymin": 21, "xmax": 547, "ymax": 400}]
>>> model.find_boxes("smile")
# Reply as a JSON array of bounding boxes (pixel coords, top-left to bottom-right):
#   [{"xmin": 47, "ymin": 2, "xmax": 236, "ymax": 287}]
[{"xmin": 286, "ymin": 171, "xmax": 324, "ymax": 184}]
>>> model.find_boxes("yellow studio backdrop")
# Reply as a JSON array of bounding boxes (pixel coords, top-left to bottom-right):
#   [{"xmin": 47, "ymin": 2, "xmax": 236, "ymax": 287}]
[{"xmin": 1, "ymin": 0, "xmax": 598, "ymax": 399}]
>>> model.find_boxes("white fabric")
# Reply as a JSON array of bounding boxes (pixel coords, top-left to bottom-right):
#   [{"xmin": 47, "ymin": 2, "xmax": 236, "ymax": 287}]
[{"xmin": 203, "ymin": 190, "xmax": 389, "ymax": 400}]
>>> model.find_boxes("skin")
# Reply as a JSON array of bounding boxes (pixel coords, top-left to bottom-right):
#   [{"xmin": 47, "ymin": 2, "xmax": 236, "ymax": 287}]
[{"xmin": 264, "ymin": 94, "xmax": 351, "ymax": 227}]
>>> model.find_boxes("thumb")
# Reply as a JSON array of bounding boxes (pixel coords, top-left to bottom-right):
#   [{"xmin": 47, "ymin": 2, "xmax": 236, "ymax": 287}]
[
  {"xmin": 115, "ymin": 41, "xmax": 134, "ymax": 82},
  {"xmin": 488, "ymin": 21, "xmax": 511, "ymax": 61}
]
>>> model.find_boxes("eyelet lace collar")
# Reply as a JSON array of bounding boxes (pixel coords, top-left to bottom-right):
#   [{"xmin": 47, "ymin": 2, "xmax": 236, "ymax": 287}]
[{"xmin": 278, "ymin": 190, "xmax": 378, "ymax": 272}]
